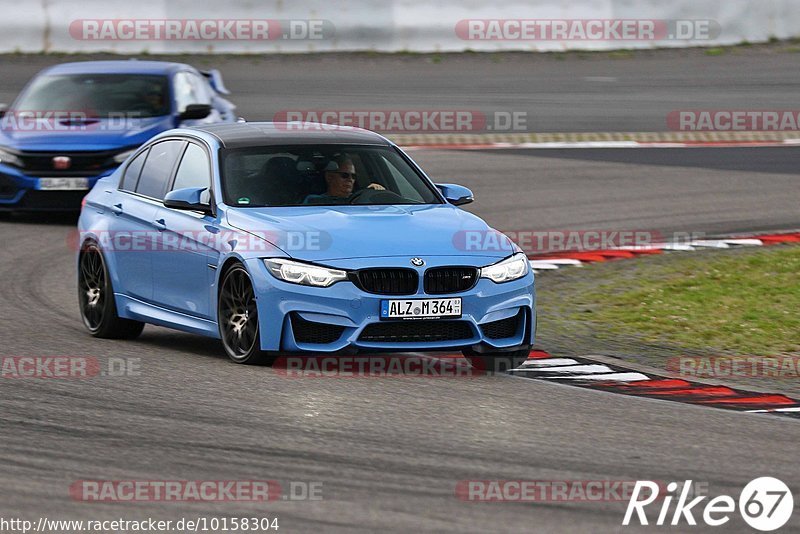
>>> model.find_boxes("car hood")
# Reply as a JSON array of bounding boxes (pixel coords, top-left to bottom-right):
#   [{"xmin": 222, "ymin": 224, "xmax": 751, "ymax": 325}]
[
  {"xmin": 225, "ymin": 204, "xmax": 517, "ymax": 262},
  {"xmin": 0, "ymin": 116, "xmax": 173, "ymax": 151}
]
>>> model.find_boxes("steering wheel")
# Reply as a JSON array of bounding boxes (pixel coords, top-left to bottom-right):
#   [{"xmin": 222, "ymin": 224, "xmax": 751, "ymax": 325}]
[{"xmin": 348, "ymin": 188, "xmax": 405, "ymax": 205}]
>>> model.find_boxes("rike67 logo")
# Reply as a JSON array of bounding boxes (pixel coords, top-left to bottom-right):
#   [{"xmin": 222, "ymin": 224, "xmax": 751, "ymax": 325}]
[{"xmin": 624, "ymin": 477, "xmax": 793, "ymax": 531}]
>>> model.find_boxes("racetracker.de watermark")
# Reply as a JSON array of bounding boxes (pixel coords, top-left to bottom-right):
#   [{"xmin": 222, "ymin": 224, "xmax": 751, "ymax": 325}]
[
  {"xmin": 69, "ymin": 480, "xmax": 322, "ymax": 502},
  {"xmin": 0, "ymin": 356, "xmax": 140, "ymax": 379},
  {"xmin": 69, "ymin": 19, "xmax": 334, "ymax": 41},
  {"xmin": 667, "ymin": 356, "xmax": 800, "ymax": 379},
  {"xmin": 0, "ymin": 111, "xmax": 152, "ymax": 132},
  {"xmin": 456, "ymin": 19, "xmax": 720, "ymax": 41},
  {"xmin": 274, "ymin": 355, "xmax": 483, "ymax": 378},
  {"xmin": 273, "ymin": 110, "xmax": 528, "ymax": 132},
  {"xmin": 453, "ymin": 230, "xmax": 664, "ymax": 255},
  {"xmin": 456, "ymin": 480, "xmax": 666, "ymax": 502},
  {"xmin": 71, "ymin": 230, "xmax": 331, "ymax": 254},
  {"xmin": 1, "ymin": 517, "xmax": 279, "ymax": 533},
  {"xmin": 668, "ymin": 110, "xmax": 800, "ymax": 131}
]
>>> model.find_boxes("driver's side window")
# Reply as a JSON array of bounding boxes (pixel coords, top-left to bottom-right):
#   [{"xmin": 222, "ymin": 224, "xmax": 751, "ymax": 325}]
[
  {"xmin": 379, "ymin": 155, "xmax": 425, "ymax": 202},
  {"xmin": 171, "ymin": 143, "xmax": 212, "ymax": 204},
  {"xmin": 173, "ymin": 72, "xmax": 206, "ymax": 113}
]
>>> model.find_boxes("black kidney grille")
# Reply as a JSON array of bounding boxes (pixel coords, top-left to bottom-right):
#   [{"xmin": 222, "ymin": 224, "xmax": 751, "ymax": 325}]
[
  {"xmin": 358, "ymin": 320, "xmax": 474, "ymax": 343},
  {"xmin": 353, "ymin": 268, "xmax": 418, "ymax": 295},
  {"xmin": 424, "ymin": 267, "xmax": 479, "ymax": 294}
]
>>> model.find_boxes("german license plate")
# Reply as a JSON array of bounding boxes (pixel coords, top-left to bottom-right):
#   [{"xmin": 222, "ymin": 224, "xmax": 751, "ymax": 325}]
[
  {"xmin": 38, "ymin": 177, "xmax": 89, "ymax": 190},
  {"xmin": 380, "ymin": 298, "xmax": 462, "ymax": 320}
]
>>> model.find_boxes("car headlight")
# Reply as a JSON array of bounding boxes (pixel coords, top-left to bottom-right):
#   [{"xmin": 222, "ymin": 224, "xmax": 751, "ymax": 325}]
[
  {"xmin": 113, "ymin": 149, "xmax": 137, "ymax": 163},
  {"xmin": 264, "ymin": 258, "xmax": 348, "ymax": 287},
  {"xmin": 0, "ymin": 146, "xmax": 23, "ymax": 167},
  {"xmin": 480, "ymin": 252, "xmax": 530, "ymax": 283}
]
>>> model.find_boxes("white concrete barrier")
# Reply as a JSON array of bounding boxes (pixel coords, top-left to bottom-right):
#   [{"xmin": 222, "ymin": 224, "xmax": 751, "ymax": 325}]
[{"xmin": 3, "ymin": 0, "xmax": 798, "ymax": 54}]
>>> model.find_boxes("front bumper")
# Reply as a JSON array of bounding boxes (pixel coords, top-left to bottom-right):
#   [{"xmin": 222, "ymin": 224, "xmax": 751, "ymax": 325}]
[
  {"xmin": 244, "ymin": 257, "xmax": 536, "ymax": 353},
  {"xmin": 0, "ymin": 164, "xmax": 113, "ymax": 211}
]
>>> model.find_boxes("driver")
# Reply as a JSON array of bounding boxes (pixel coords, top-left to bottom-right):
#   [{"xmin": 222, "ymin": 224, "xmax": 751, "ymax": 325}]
[
  {"xmin": 140, "ymin": 82, "xmax": 167, "ymax": 116},
  {"xmin": 303, "ymin": 154, "xmax": 384, "ymax": 204}
]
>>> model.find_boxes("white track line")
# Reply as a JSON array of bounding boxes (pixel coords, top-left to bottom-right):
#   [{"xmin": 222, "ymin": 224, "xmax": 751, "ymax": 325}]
[
  {"xmin": 747, "ymin": 407, "xmax": 800, "ymax": 414},
  {"xmin": 403, "ymin": 140, "xmax": 800, "ymax": 152},
  {"xmin": 533, "ymin": 259, "xmax": 583, "ymax": 266},
  {"xmin": 722, "ymin": 238, "xmax": 764, "ymax": 246},
  {"xmin": 520, "ymin": 364, "xmax": 615, "ymax": 374},
  {"xmin": 529, "ymin": 261, "xmax": 560, "ymax": 270},
  {"xmin": 548, "ymin": 372, "xmax": 651, "ymax": 382},
  {"xmin": 688, "ymin": 240, "xmax": 731, "ymax": 248},
  {"xmin": 656, "ymin": 243, "xmax": 697, "ymax": 251},
  {"xmin": 615, "ymin": 243, "xmax": 695, "ymax": 251},
  {"xmin": 517, "ymin": 358, "xmax": 580, "ymax": 367},
  {"xmin": 497, "ymin": 141, "xmax": 643, "ymax": 149}
]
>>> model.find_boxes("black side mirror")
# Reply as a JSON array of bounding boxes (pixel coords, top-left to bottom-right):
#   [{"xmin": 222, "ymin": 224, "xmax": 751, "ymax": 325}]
[
  {"xmin": 177, "ymin": 104, "xmax": 212, "ymax": 122},
  {"xmin": 435, "ymin": 183, "xmax": 474, "ymax": 206},
  {"xmin": 0, "ymin": 104, "xmax": 7, "ymax": 118},
  {"xmin": 164, "ymin": 187, "xmax": 213, "ymax": 214}
]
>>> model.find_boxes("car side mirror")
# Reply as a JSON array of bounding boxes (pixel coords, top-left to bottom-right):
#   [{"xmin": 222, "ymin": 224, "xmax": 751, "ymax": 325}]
[
  {"xmin": 436, "ymin": 183, "xmax": 474, "ymax": 206},
  {"xmin": 177, "ymin": 103, "xmax": 212, "ymax": 122},
  {"xmin": 0, "ymin": 104, "xmax": 7, "ymax": 118},
  {"xmin": 164, "ymin": 187, "xmax": 212, "ymax": 214}
]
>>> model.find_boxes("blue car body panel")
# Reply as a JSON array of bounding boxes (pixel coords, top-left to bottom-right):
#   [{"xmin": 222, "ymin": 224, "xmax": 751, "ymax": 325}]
[
  {"xmin": 78, "ymin": 125, "xmax": 535, "ymax": 355},
  {"xmin": 0, "ymin": 61, "xmax": 235, "ymax": 210}
]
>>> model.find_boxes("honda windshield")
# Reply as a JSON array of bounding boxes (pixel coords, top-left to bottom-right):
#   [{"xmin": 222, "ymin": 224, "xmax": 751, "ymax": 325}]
[{"xmin": 12, "ymin": 74, "xmax": 170, "ymax": 118}]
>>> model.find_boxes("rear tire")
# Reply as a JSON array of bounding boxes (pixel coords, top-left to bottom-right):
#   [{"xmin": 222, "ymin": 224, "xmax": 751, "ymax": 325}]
[
  {"xmin": 218, "ymin": 264, "xmax": 275, "ymax": 365},
  {"xmin": 462, "ymin": 348, "xmax": 530, "ymax": 373},
  {"xmin": 78, "ymin": 242, "xmax": 145, "ymax": 339}
]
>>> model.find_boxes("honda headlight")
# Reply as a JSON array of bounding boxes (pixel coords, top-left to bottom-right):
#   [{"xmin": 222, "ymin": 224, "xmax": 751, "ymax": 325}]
[
  {"xmin": 480, "ymin": 253, "xmax": 529, "ymax": 283},
  {"xmin": 0, "ymin": 146, "xmax": 22, "ymax": 167},
  {"xmin": 264, "ymin": 258, "xmax": 348, "ymax": 287},
  {"xmin": 113, "ymin": 149, "xmax": 137, "ymax": 163}
]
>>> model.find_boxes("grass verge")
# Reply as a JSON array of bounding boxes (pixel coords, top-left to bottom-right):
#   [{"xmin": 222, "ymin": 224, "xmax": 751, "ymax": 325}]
[{"xmin": 566, "ymin": 245, "xmax": 800, "ymax": 355}]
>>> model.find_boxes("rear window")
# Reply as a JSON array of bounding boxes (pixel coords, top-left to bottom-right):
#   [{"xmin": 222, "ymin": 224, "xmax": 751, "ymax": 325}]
[{"xmin": 120, "ymin": 149, "xmax": 147, "ymax": 191}]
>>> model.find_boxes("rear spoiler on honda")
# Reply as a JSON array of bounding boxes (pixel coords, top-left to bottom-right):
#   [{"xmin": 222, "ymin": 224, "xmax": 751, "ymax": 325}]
[{"xmin": 200, "ymin": 69, "xmax": 231, "ymax": 95}]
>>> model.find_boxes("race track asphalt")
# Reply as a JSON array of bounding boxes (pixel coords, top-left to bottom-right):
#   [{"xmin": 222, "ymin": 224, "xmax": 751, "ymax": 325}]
[
  {"xmin": 1, "ymin": 145, "xmax": 798, "ymax": 532},
  {"xmin": 1, "ymin": 45, "xmax": 800, "ymax": 132}
]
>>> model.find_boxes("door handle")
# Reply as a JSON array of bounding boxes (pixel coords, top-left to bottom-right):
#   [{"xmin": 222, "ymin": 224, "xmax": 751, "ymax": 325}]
[
  {"xmin": 204, "ymin": 225, "xmax": 220, "ymax": 234},
  {"xmin": 154, "ymin": 218, "xmax": 167, "ymax": 231},
  {"xmin": 111, "ymin": 203, "xmax": 123, "ymax": 215}
]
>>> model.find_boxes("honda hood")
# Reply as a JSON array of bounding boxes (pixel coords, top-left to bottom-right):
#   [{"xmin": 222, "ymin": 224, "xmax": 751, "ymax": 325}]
[{"xmin": 0, "ymin": 115, "xmax": 174, "ymax": 151}]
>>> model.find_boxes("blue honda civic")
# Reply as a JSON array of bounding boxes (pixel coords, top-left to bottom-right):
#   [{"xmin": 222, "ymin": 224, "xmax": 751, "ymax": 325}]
[
  {"xmin": 77, "ymin": 123, "xmax": 535, "ymax": 371},
  {"xmin": 0, "ymin": 60, "xmax": 236, "ymax": 212}
]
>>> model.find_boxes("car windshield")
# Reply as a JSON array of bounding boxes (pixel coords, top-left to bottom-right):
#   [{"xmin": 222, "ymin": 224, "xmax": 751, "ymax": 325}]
[
  {"xmin": 13, "ymin": 74, "xmax": 170, "ymax": 118},
  {"xmin": 221, "ymin": 144, "xmax": 443, "ymax": 207}
]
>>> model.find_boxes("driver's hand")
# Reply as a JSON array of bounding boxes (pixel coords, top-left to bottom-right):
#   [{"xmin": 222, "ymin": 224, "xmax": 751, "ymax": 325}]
[{"xmin": 366, "ymin": 183, "xmax": 386, "ymax": 190}]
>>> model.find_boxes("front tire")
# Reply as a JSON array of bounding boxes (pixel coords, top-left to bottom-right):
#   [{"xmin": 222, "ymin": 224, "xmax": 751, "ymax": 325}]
[
  {"xmin": 218, "ymin": 264, "xmax": 274, "ymax": 365},
  {"xmin": 78, "ymin": 242, "xmax": 145, "ymax": 339},
  {"xmin": 462, "ymin": 348, "xmax": 530, "ymax": 373}
]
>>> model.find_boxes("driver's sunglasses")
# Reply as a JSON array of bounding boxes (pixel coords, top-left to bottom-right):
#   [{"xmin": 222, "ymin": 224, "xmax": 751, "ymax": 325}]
[{"xmin": 329, "ymin": 171, "xmax": 357, "ymax": 180}]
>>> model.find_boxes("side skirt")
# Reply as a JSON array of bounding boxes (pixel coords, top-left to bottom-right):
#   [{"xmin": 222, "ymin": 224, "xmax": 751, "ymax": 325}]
[{"xmin": 115, "ymin": 294, "xmax": 220, "ymax": 339}]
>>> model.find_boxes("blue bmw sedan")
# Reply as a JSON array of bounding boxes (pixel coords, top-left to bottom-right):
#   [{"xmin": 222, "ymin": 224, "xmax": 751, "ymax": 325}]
[
  {"xmin": 0, "ymin": 60, "xmax": 236, "ymax": 212},
  {"xmin": 77, "ymin": 123, "xmax": 535, "ymax": 371}
]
